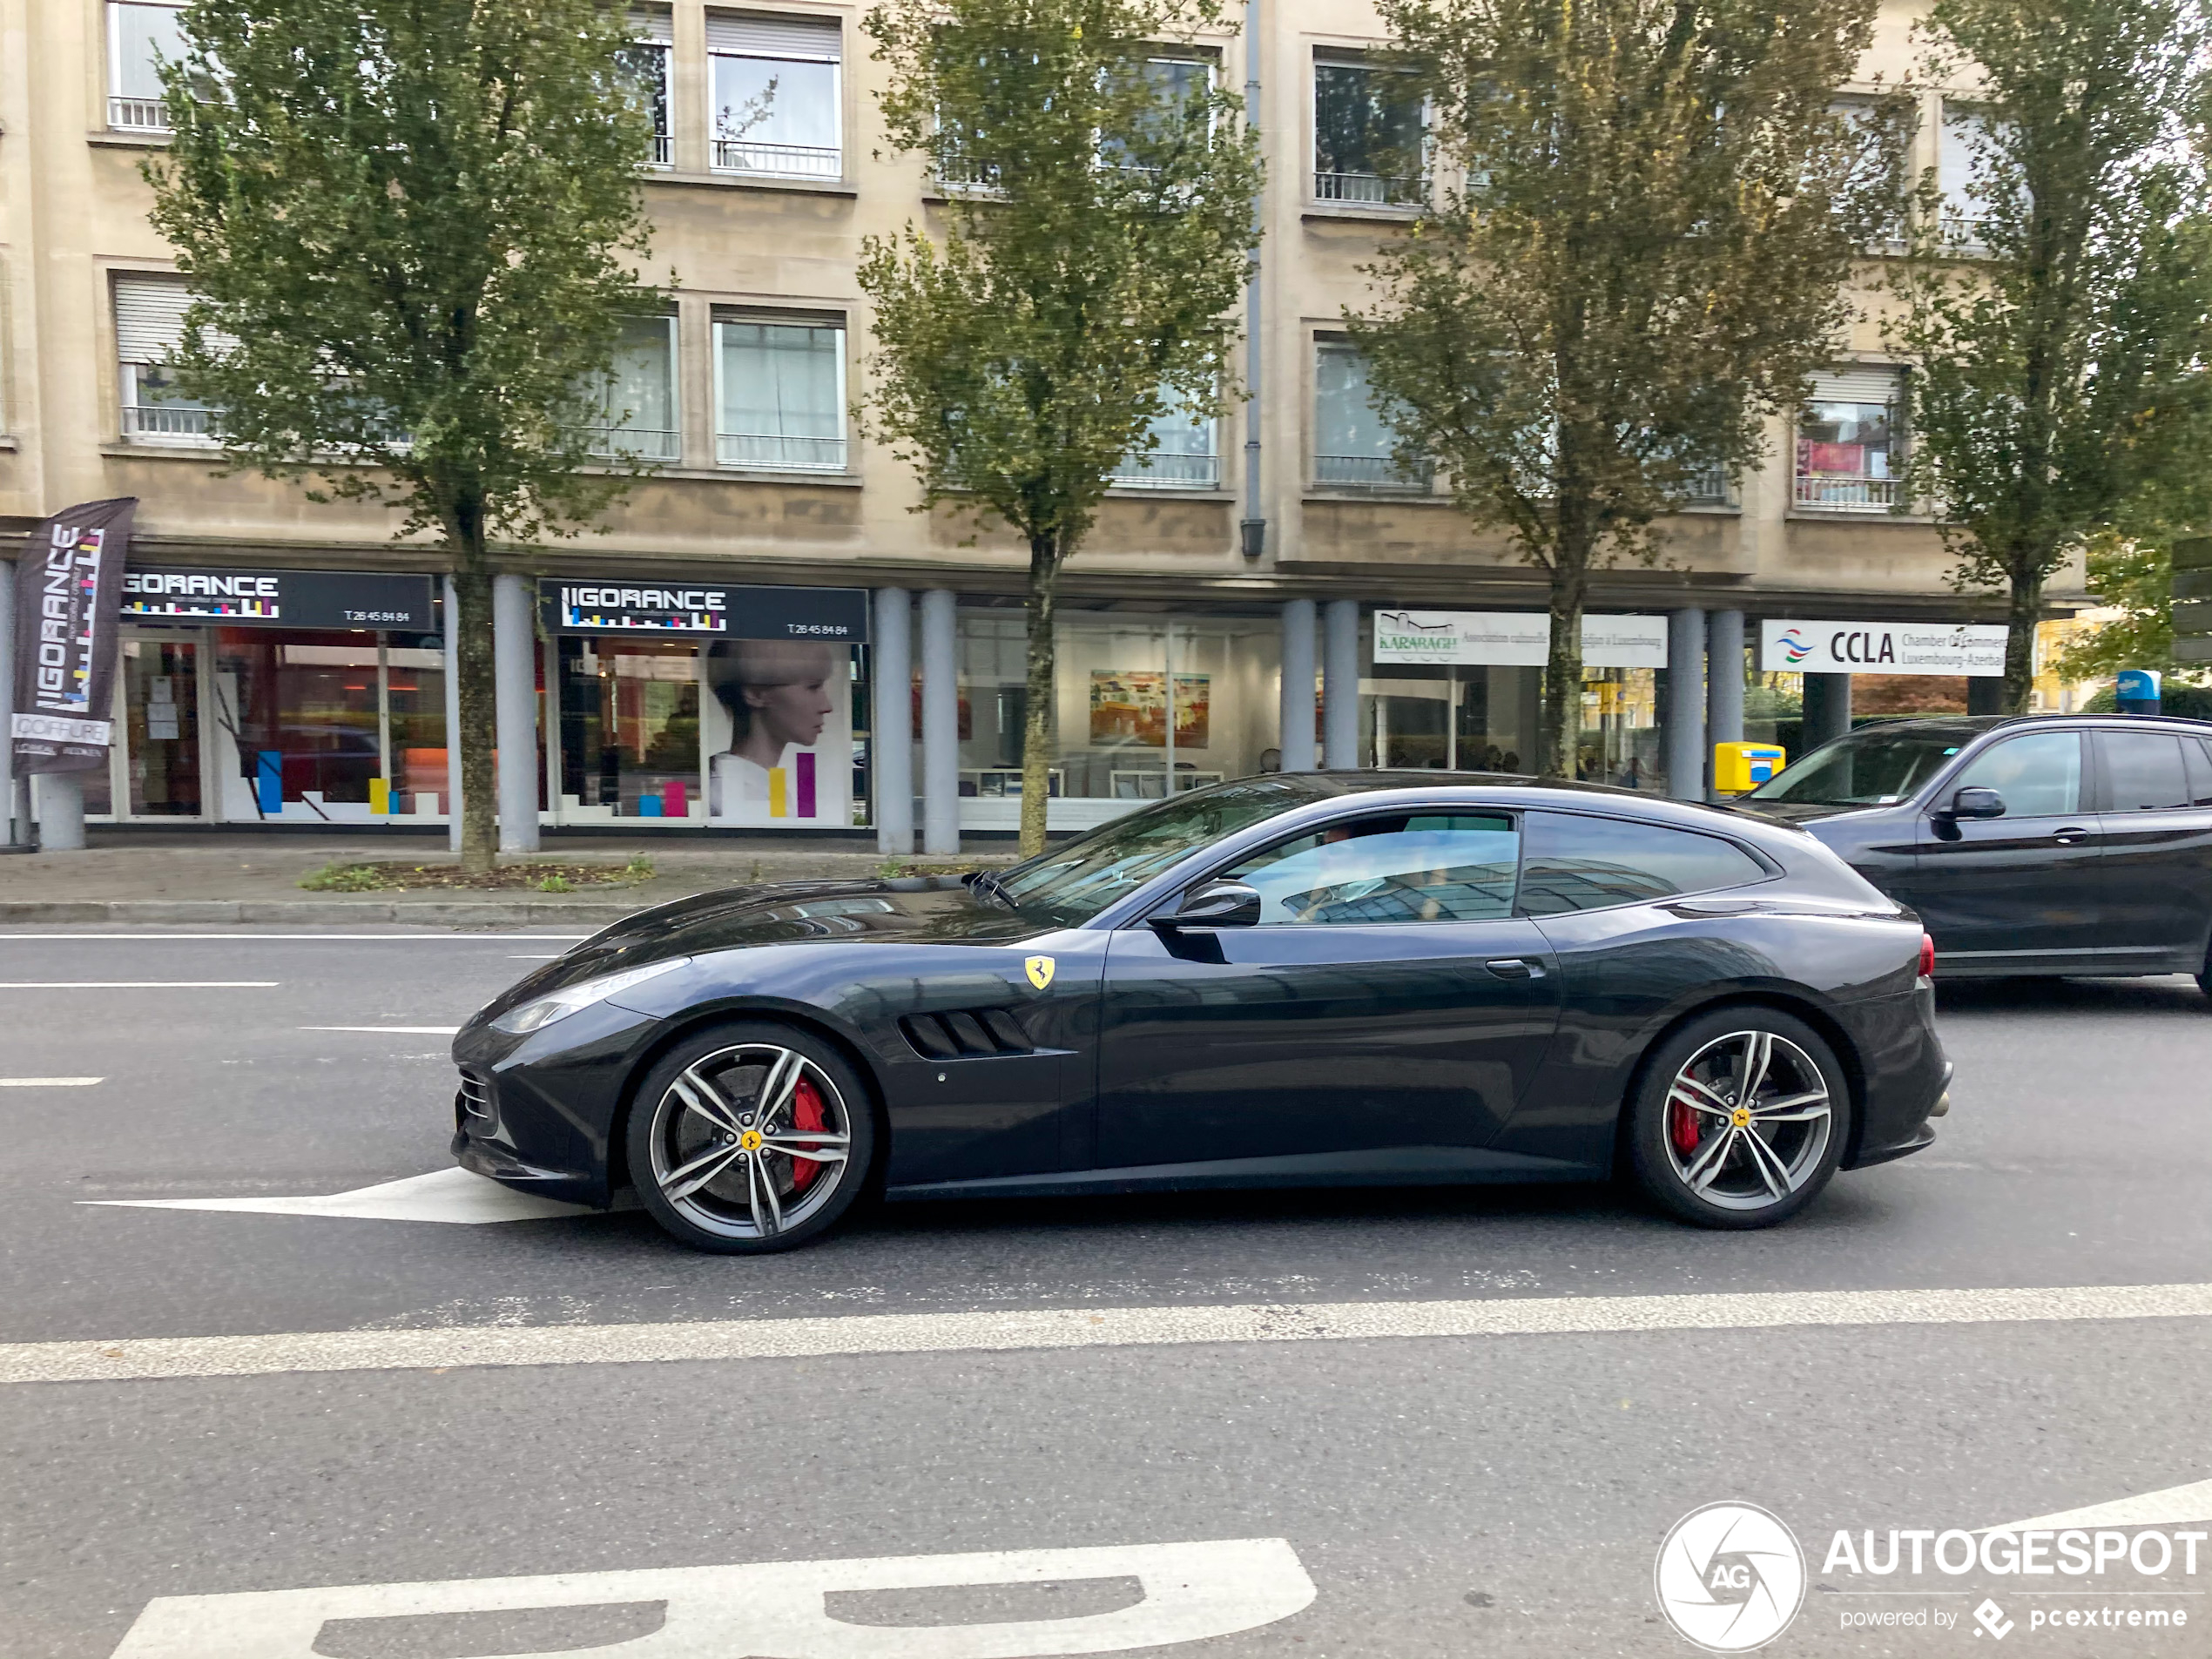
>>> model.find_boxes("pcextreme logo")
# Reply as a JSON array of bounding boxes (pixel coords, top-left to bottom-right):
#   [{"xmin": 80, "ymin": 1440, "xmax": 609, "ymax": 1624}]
[{"xmin": 1656, "ymin": 1502, "xmax": 1808, "ymax": 1652}]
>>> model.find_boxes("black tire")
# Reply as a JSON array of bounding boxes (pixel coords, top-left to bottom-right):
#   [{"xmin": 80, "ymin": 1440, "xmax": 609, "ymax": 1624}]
[
  {"xmin": 626, "ymin": 1021, "xmax": 878, "ymax": 1254},
  {"xmin": 1626, "ymin": 1006, "xmax": 1851, "ymax": 1231}
]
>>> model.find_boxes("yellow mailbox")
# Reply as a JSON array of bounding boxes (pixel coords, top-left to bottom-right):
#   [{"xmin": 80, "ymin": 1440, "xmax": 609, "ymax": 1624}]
[{"xmin": 1714, "ymin": 741, "xmax": 1786, "ymax": 792}]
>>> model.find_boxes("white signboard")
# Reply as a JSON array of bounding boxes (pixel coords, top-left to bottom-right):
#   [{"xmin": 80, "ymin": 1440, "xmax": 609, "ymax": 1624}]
[
  {"xmin": 1372, "ymin": 610, "xmax": 1669, "ymax": 669},
  {"xmin": 1760, "ymin": 619, "xmax": 2006, "ymax": 677}
]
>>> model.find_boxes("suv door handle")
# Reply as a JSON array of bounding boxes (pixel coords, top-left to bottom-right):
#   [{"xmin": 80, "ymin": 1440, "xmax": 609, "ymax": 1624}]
[
  {"xmin": 2052, "ymin": 826, "xmax": 2090, "ymax": 845},
  {"xmin": 1486, "ymin": 958, "xmax": 1544, "ymax": 979}
]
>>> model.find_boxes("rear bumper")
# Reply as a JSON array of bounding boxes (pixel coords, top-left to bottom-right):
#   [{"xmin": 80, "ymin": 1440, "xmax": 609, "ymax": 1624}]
[{"xmin": 1839, "ymin": 984, "xmax": 1951, "ymax": 1170}]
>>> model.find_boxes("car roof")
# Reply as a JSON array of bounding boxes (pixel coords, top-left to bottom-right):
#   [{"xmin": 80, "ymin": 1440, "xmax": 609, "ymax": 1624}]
[
  {"xmin": 1851, "ymin": 712, "xmax": 2212, "ymax": 738},
  {"xmin": 1256, "ymin": 769, "xmax": 1797, "ymax": 843}
]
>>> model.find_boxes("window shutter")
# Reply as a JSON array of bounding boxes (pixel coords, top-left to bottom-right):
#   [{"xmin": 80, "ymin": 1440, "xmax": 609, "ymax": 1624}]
[
  {"xmin": 1809, "ymin": 368, "xmax": 1899, "ymax": 404},
  {"xmin": 712, "ymin": 305, "xmax": 845, "ymax": 329},
  {"xmin": 114, "ymin": 276, "xmax": 239, "ymax": 360},
  {"xmin": 705, "ymin": 11, "xmax": 840, "ymax": 59},
  {"xmin": 630, "ymin": 9, "xmax": 673, "ymax": 44}
]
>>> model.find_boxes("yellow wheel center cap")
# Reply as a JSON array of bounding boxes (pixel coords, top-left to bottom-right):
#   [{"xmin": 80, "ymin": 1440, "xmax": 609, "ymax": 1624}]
[
  {"xmin": 738, "ymin": 1130, "xmax": 765, "ymax": 1151},
  {"xmin": 1730, "ymin": 1107, "xmax": 1752, "ymax": 1130}
]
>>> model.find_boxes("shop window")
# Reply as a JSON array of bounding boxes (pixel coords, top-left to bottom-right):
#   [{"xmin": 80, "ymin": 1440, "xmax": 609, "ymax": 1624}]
[
  {"xmin": 714, "ymin": 312, "xmax": 846, "ymax": 471},
  {"xmin": 1112, "ymin": 386, "xmax": 1218, "ymax": 489},
  {"xmin": 708, "ymin": 10, "xmax": 842, "ymax": 179},
  {"xmin": 623, "ymin": 11, "xmax": 674, "ymax": 167},
  {"xmin": 108, "ymin": 0, "xmax": 185, "ymax": 132},
  {"xmin": 1313, "ymin": 55, "xmax": 1423, "ymax": 206},
  {"xmin": 114, "ymin": 275, "xmax": 233, "ymax": 442},
  {"xmin": 210, "ymin": 631, "xmax": 446, "ymax": 821},
  {"xmin": 1795, "ymin": 369, "xmax": 1902, "ymax": 511},
  {"xmin": 584, "ymin": 314, "xmax": 680, "ymax": 462},
  {"xmin": 557, "ymin": 639, "xmax": 703, "ymax": 820},
  {"xmin": 1313, "ymin": 341, "xmax": 1427, "ymax": 491}
]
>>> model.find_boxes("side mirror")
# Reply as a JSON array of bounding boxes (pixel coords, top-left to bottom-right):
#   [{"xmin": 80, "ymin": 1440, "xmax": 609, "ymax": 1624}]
[
  {"xmin": 1947, "ymin": 786, "xmax": 2006, "ymax": 819},
  {"xmin": 1151, "ymin": 880, "xmax": 1262, "ymax": 931}
]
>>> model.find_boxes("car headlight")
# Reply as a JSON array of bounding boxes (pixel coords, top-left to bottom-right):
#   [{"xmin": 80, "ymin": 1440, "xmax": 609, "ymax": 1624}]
[{"xmin": 488, "ymin": 956, "xmax": 691, "ymax": 1035}]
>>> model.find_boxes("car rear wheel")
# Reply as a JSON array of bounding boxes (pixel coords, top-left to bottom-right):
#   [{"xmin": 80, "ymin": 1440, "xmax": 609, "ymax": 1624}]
[
  {"xmin": 1627, "ymin": 1008, "xmax": 1851, "ymax": 1230},
  {"xmin": 627, "ymin": 1022, "xmax": 876, "ymax": 1254}
]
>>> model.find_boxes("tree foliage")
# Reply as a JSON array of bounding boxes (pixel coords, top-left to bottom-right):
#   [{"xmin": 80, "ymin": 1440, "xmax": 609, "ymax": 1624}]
[
  {"xmin": 145, "ymin": 0, "xmax": 659, "ymax": 869},
  {"xmin": 1351, "ymin": 0, "xmax": 1905, "ymax": 780},
  {"xmin": 859, "ymin": 0, "xmax": 1261, "ymax": 853},
  {"xmin": 2048, "ymin": 530, "xmax": 2212, "ymax": 683},
  {"xmin": 1890, "ymin": 0, "xmax": 2212, "ymax": 714}
]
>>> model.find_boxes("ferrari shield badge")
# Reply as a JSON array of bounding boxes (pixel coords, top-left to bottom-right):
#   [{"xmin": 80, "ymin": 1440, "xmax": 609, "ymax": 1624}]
[{"xmin": 1023, "ymin": 954, "xmax": 1055, "ymax": 990}]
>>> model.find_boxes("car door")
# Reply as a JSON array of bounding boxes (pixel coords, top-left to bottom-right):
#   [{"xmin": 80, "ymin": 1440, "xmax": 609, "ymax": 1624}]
[
  {"xmin": 1894, "ymin": 729, "xmax": 2104, "ymax": 972},
  {"xmin": 2090, "ymin": 728, "xmax": 2212, "ymax": 971},
  {"xmin": 1093, "ymin": 810, "xmax": 1562, "ymax": 1177}
]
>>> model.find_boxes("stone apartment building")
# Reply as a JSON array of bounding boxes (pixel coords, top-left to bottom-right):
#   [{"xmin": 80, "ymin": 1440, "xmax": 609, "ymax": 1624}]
[{"xmin": 0, "ymin": 0, "xmax": 2072, "ymax": 849}]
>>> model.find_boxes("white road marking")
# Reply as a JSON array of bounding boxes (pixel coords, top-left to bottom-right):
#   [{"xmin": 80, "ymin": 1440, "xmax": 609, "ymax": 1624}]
[
  {"xmin": 108, "ymin": 1538, "xmax": 1315, "ymax": 1659},
  {"xmin": 1989, "ymin": 1477, "xmax": 2212, "ymax": 1533},
  {"xmin": 299, "ymin": 1025, "xmax": 462, "ymax": 1035},
  {"xmin": 9, "ymin": 1280, "xmax": 2211, "ymax": 1387},
  {"xmin": 0, "ymin": 934, "xmax": 591, "ymax": 940},
  {"xmin": 81, "ymin": 1168, "xmax": 590, "ymax": 1226},
  {"xmin": 0, "ymin": 1077, "xmax": 103, "ymax": 1088},
  {"xmin": 508, "ymin": 954, "xmax": 562, "ymax": 959},
  {"xmin": 0, "ymin": 981, "xmax": 277, "ymax": 988}
]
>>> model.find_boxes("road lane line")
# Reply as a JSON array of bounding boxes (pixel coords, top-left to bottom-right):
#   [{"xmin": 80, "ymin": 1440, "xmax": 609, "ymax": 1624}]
[
  {"xmin": 1988, "ymin": 1476, "xmax": 2212, "ymax": 1532},
  {"xmin": 5, "ymin": 1281, "xmax": 2209, "ymax": 1386},
  {"xmin": 0, "ymin": 981, "xmax": 277, "ymax": 988},
  {"xmin": 0, "ymin": 934, "xmax": 590, "ymax": 941},
  {"xmin": 299, "ymin": 1025, "xmax": 462, "ymax": 1034},
  {"xmin": 0, "ymin": 1077, "xmax": 103, "ymax": 1087}
]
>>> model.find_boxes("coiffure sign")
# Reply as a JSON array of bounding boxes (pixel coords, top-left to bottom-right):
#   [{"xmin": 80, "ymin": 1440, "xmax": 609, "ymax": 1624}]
[
  {"xmin": 1761, "ymin": 619, "xmax": 2006, "ymax": 676},
  {"xmin": 1372, "ymin": 610, "xmax": 1669, "ymax": 669},
  {"xmin": 542, "ymin": 579, "xmax": 870, "ymax": 642},
  {"xmin": 120, "ymin": 567, "xmax": 435, "ymax": 631}
]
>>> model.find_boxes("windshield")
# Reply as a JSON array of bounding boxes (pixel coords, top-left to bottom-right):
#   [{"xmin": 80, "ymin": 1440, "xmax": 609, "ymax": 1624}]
[
  {"xmin": 991, "ymin": 778, "xmax": 1318, "ymax": 925},
  {"xmin": 1747, "ymin": 725, "xmax": 1974, "ymax": 806}
]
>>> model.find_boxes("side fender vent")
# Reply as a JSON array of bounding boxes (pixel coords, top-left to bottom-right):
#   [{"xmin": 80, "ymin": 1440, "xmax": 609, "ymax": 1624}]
[{"xmin": 900, "ymin": 1008, "xmax": 1035, "ymax": 1059}]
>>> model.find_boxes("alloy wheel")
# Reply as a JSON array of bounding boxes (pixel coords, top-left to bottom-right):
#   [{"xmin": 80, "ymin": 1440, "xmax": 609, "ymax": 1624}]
[
  {"xmin": 644, "ymin": 1042, "xmax": 854, "ymax": 1241},
  {"xmin": 1662, "ymin": 1029, "xmax": 1833, "ymax": 1213}
]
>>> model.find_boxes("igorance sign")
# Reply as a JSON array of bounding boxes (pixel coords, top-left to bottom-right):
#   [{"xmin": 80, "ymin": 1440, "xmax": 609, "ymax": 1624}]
[{"xmin": 10, "ymin": 496, "xmax": 137, "ymax": 776}]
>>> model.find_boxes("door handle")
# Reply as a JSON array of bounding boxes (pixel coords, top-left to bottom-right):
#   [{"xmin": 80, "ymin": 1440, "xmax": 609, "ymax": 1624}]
[
  {"xmin": 2052, "ymin": 826, "xmax": 2090, "ymax": 845},
  {"xmin": 1486, "ymin": 958, "xmax": 1544, "ymax": 979}
]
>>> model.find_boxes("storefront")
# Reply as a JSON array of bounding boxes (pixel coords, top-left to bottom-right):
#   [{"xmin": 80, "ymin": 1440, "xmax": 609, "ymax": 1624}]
[
  {"xmin": 82, "ymin": 566, "xmax": 443, "ymax": 825},
  {"xmin": 539, "ymin": 578, "xmax": 871, "ymax": 829}
]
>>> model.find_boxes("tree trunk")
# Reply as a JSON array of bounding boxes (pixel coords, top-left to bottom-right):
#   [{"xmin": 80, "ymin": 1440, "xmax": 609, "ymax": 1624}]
[
  {"xmin": 2002, "ymin": 557, "xmax": 2042, "ymax": 715},
  {"xmin": 1537, "ymin": 546, "xmax": 1589, "ymax": 779},
  {"xmin": 1019, "ymin": 533, "xmax": 1062, "ymax": 858},
  {"xmin": 446, "ymin": 504, "xmax": 500, "ymax": 875}
]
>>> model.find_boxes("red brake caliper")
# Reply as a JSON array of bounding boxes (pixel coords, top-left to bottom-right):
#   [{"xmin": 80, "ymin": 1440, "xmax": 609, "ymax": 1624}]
[
  {"xmin": 786, "ymin": 1077, "xmax": 828, "ymax": 1193},
  {"xmin": 1669, "ymin": 1088, "xmax": 1702, "ymax": 1156}
]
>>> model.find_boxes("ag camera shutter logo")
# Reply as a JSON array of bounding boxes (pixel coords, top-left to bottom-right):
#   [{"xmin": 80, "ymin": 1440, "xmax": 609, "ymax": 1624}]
[{"xmin": 1655, "ymin": 1501, "xmax": 1807, "ymax": 1651}]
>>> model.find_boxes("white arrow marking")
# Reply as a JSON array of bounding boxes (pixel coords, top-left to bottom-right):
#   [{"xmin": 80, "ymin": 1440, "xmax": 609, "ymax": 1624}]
[
  {"xmin": 107, "ymin": 1538, "xmax": 1316, "ymax": 1659},
  {"xmin": 80, "ymin": 1168, "xmax": 597, "ymax": 1224},
  {"xmin": 0, "ymin": 1077, "xmax": 103, "ymax": 1087},
  {"xmin": 299, "ymin": 1026, "xmax": 462, "ymax": 1035},
  {"xmin": 1986, "ymin": 1476, "xmax": 2212, "ymax": 1533},
  {"xmin": 0, "ymin": 981, "xmax": 277, "ymax": 988}
]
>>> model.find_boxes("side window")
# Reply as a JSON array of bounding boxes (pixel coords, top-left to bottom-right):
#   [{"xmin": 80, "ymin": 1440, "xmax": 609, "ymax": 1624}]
[
  {"xmin": 1949, "ymin": 732, "xmax": 2081, "ymax": 817},
  {"xmin": 1515, "ymin": 813, "xmax": 1769, "ymax": 917},
  {"xmin": 2097, "ymin": 731, "xmax": 2188, "ymax": 812},
  {"xmin": 1224, "ymin": 813, "xmax": 1519, "ymax": 924},
  {"xmin": 2186, "ymin": 738, "xmax": 2212, "ymax": 807}
]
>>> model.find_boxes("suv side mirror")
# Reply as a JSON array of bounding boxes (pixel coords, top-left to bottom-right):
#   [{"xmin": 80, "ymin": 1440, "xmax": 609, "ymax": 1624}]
[
  {"xmin": 1151, "ymin": 879, "xmax": 1262, "ymax": 931},
  {"xmin": 1947, "ymin": 786, "xmax": 2006, "ymax": 819}
]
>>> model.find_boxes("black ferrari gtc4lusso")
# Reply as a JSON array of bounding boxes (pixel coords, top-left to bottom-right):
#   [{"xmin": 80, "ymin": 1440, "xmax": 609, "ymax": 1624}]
[{"xmin": 453, "ymin": 773, "xmax": 1952, "ymax": 1252}]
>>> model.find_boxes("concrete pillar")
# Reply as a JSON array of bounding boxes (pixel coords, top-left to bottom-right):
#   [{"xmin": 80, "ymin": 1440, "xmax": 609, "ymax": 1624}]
[
  {"xmin": 1278, "ymin": 598, "xmax": 1317, "ymax": 771},
  {"xmin": 1665, "ymin": 607, "xmax": 1707, "ymax": 800},
  {"xmin": 873, "ymin": 588, "xmax": 914, "ymax": 855},
  {"xmin": 1967, "ymin": 674, "xmax": 2006, "ymax": 716},
  {"xmin": 919, "ymin": 588, "xmax": 960, "ymax": 855},
  {"xmin": 1706, "ymin": 610, "xmax": 1746, "ymax": 799},
  {"xmin": 492, "ymin": 573, "xmax": 541, "ymax": 853},
  {"xmin": 1801, "ymin": 672, "xmax": 1852, "ymax": 751},
  {"xmin": 443, "ymin": 577, "xmax": 463, "ymax": 853},
  {"xmin": 34, "ymin": 772, "xmax": 86, "ymax": 851},
  {"xmin": 1322, "ymin": 599, "xmax": 1360, "ymax": 768}
]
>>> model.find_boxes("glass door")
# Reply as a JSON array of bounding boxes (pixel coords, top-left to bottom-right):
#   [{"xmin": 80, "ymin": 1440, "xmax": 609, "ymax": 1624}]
[{"xmin": 121, "ymin": 636, "xmax": 203, "ymax": 817}]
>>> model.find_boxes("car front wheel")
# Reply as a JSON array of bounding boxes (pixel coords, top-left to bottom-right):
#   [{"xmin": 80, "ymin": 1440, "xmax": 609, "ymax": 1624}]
[
  {"xmin": 1627, "ymin": 1008, "xmax": 1851, "ymax": 1230},
  {"xmin": 626, "ymin": 1022, "xmax": 876, "ymax": 1253}
]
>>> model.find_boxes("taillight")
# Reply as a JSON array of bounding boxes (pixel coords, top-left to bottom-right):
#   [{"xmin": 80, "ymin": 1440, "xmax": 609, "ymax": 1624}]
[{"xmin": 1919, "ymin": 934, "xmax": 1936, "ymax": 979}]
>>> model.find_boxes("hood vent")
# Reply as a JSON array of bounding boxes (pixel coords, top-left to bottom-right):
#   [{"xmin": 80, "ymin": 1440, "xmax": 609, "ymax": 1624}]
[{"xmin": 900, "ymin": 1008, "xmax": 1035, "ymax": 1060}]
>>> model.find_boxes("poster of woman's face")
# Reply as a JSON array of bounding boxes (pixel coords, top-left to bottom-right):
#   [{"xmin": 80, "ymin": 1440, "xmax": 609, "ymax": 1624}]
[{"xmin": 705, "ymin": 639, "xmax": 853, "ymax": 826}]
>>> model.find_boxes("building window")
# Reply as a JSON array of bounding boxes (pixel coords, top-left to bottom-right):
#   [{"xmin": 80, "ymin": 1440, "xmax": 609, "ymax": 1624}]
[
  {"xmin": 707, "ymin": 11, "xmax": 842, "ymax": 180},
  {"xmin": 1796, "ymin": 369, "xmax": 1902, "ymax": 510},
  {"xmin": 1939, "ymin": 103, "xmax": 2001, "ymax": 246},
  {"xmin": 1313, "ymin": 341, "xmax": 1427, "ymax": 491},
  {"xmin": 1112, "ymin": 387, "xmax": 1218, "ymax": 489},
  {"xmin": 114, "ymin": 276, "xmax": 227, "ymax": 442},
  {"xmin": 1313, "ymin": 55, "xmax": 1423, "ymax": 206},
  {"xmin": 714, "ymin": 312, "xmax": 846, "ymax": 471},
  {"xmin": 623, "ymin": 10, "xmax": 673, "ymax": 166},
  {"xmin": 108, "ymin": 0, "xmax": 187, "ymax": 132},
  {"xmin": 584, "ymin": 314, "xmax": 680, "ymax": 461},
  {"xmin": 1102, "ymin": 56, "xmax": 1214, "ymax": 166}
]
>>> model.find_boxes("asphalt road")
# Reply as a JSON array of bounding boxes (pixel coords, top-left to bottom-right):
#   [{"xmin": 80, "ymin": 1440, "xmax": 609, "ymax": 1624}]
[{"xmin": 1, "ymin": 927, "xmax": 2207, "ymax": 1658}]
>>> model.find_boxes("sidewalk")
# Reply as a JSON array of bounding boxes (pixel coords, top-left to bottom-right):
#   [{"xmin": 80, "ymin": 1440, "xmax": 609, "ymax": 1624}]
[{"xmin": 0, "ymin": 830, "xmax": 1016, "ymax": 926}]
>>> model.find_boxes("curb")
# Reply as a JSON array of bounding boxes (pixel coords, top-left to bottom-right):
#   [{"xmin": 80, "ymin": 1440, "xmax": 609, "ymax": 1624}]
[{"xmin": 0, "ymin": 899, "xmax": 648, "ymax": 927}]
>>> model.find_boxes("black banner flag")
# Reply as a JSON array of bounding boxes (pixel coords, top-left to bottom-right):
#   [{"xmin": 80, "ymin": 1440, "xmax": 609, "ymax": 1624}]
[{"xmin": 10, "ymin": 497, "xmax": 137, "ymax": 776}]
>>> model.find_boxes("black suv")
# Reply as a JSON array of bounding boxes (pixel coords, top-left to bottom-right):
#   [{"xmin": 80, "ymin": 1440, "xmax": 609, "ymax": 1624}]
[{"xmin": 1736, "ymin": 714, "xmax": 2212, "ymax": 989}]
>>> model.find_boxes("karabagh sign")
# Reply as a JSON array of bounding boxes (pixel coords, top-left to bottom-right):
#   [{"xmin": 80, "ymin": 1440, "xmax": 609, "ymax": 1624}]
[
  {"xmin": 1372, "ymin": 610, "xmax": 1669, "ymax": 668},
  {"xmin": 1761, "ymin": 619, "xmax": 2006, "ymax": 676}
]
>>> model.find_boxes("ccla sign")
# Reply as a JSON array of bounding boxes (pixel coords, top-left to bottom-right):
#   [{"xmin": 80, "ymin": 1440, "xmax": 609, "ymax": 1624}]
[{"xmin": 1759, "ymin": 619, "xmax": 2006, "ymax": 677}]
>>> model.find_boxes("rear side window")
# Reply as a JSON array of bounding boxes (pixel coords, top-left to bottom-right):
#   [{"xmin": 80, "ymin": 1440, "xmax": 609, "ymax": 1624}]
[
  {"xmin": 1515, "ymin": 812, "xmax": 1769, "ymax": 916},
  {"xmin": 2097, "ymin": 731, "xmax": 2189, "ymax": 812},
  {"xmin": 2187, "ymin": 738, "xmax": 2212, "ymax": 807},
  {"xmin": 1225, "ymin": 812, "xmax": 1520, "ymax": 924}
]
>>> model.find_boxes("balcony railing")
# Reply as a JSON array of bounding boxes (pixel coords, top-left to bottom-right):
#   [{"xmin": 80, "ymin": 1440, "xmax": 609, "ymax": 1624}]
[
  {"xmin": 581, "ymin": 425, "xmax": 680, "ymax": 462},
  {"xmin": 647, "ymin": 133, "xmax": 672, "ymax": 168},
  {"xmin": 1314, "ymin": 453, "xmax": 1433, "ymax": 492},
  {"xmin": 1109, "ymin": 451, "xmax": 1219, "ymax": 489},
  {"xmin": 712, "ymin": 138, "xmax": 841, "ymax": 179},
  {"xmin": 718, "ymin": 432, "xmax": 846, "ymax": 471},
  {"xmin": 1681, "ymin": 466, "xmax": 1732, "ymax": 505},
  {"xmin": 1313, "ymin": 170, "xmax": 1424, "ymax": 206},
  {"xmin": 1794, "ymin": 473, "xmax": 1898, "ymax": 511},
  {"xmin": 122, "ymin": 403, "xmax": 219, "ymax": 440},
  {"xmin": 109, "ymin": 96, "xmax": 171, "ymax": 132}
]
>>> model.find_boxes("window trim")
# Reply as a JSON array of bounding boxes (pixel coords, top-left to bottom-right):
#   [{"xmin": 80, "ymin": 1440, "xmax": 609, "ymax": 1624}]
[
  {"xmin": 107, "ymin": 0, "xmax": 187, "ymax": 134},
  {"xmin": 1309, "ymin": 49, "xmax": 1428, "ymax": 211}
]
